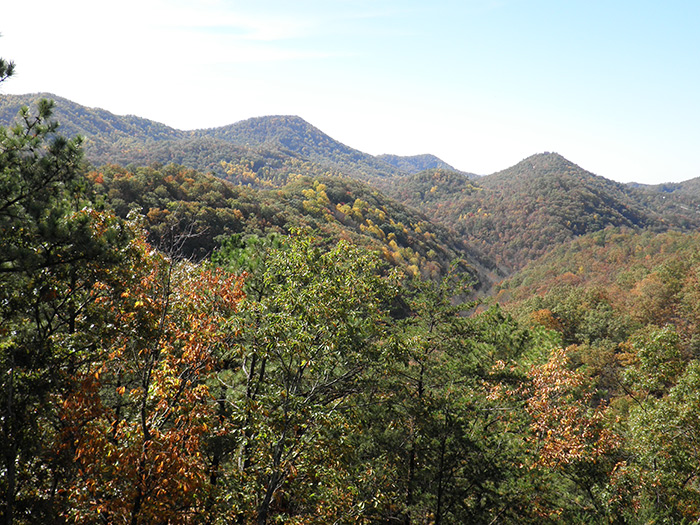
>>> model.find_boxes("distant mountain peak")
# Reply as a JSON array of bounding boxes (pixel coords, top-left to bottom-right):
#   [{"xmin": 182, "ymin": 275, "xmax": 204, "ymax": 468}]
[
  {"xmin": 520, "ymin": 151, "xmax": 576, "ymax": 168},
  {"xmin": 376, "ymin": 153, "xmax": 476, "ymax": 177},
  {"xmin": 228, "ymin": 114, "xmax": 313, "ymax": 128},
  {"xmin": 483, "ymin": 152, "xmax": 598, "ymax": 187}
]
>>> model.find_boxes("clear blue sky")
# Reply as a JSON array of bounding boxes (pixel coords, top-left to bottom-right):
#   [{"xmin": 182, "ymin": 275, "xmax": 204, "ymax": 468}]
[{"xmin": 2, "ymin": 0, "xmax": 699, "ymax": 184}]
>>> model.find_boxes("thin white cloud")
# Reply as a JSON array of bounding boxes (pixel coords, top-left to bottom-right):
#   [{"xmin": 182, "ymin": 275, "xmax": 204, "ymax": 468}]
[{"xmin": 160, "ymin": 12, "xmax": 319, "ymax": 42}]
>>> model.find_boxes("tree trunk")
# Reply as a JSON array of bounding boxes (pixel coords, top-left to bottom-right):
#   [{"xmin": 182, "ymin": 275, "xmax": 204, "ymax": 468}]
[
  {"xmin": 257, "ymin": 471, "xmax": 282, "ymax": 525},
  {"xmin": 435, "ymin": 429, "xmax": 447, "ymax": 525},
  {"xmin": 405, "ymin": 363, "xmax": 425, "ymax": 525}
]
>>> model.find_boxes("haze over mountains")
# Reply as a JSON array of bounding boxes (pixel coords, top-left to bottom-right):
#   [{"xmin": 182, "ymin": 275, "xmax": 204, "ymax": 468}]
[{"xmin": 2, "ymin": 92, "xmax": 699, "ymax": 187}]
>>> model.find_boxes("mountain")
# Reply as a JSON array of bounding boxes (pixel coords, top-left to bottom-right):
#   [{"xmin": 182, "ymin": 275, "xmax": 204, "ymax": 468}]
[
  {"xmin": 0, "ymin": 93, "xmax": 184, "ymax": 142},
  {"xmin": 632, "ymin": 176, "xmax": 700, "ymax": 200},
  {"xmin": 498, "ymin": 227, "xmax": 699, "ymax": 301},
  {"xmin": 376, "ymin": 153, "xmax": 477, "ymax": 177},
  {"xmin": 0, "ymin": 93, "xmax": 242, "ymax": 171},
  {"xmin": 195, "ymin": 115, "xmax": 405, "ymax": 181},
  {"xmin": 468, "ymin": 153, "xmax": 700, "ymax": 269},
  {"xmin": 0, "ymin": 94, "xmax": 454, "ymax": 183},
  {"xmin": 386, "ymin": 152, "xmax": 700, "ymax": 273},
  {"xmin": 12, "ymin": 89, "xmax": 700, "ymax": 524},
  {"xmin": 5, "ymin": 92, "xmax": 700, "ymax": 281},
  {"xmin": 0, "ymin": 92, "xmax": 502, "ymax": 287},
  {"xmin": 86, "ymin": 162, "xmax": 499, "ymax": 290},
  {"xmin": 381, "ymin": 168, "xmax": 481, "ymax": 217},
  {"xmin": 494, "ymin": 227, "xmax": 700, "ymax": 353}
]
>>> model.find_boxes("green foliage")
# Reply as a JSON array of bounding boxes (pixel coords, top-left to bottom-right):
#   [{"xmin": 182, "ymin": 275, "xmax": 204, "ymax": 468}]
[
  {"xmin": 622, "ymin": 326, "xmax": 685, "ymax": 399},
  {"xmin": 10, "ymin": 57, "xmax": 700, "ymax": 525},
  {"xmin": 208, "ymin": 234, "xmax": 397, "ymax": 523},
  {"xmin": 90, "ymin": 162, "xmax": 273, "ymax": 259},
  {"xmin": 0, "ymin": 57, "xmax": 14, "ymax": 83},
  {"xmin": 627, "ymin": 360, "xmax": 700, "ymax": 519},
  {"xmin": 382, "ymin": 168, "xmax": 480, "ymax": 210},
  {"xmin": 351, "ymin": 274, "xmax": 538, "ymax": 523},
  {"xmin": 0, "ymin": 97, "xmax": 405, "ymax": 184},
  {"xmin": 90, "ymin": 162, "xmax": 487, "ymax": 284},
  {"xmin": 210, "ymin": 232, "xmax": 282, "ymax": 284},
  {"xmin": 496, "ymin": 227, "xmax": 700, "ymax": 522},
  {"xmin": 388, "ymin": 153, "xmax": 700, "ymax": 273},
  {"xmin": 499, "ymin": 228, "xmax": 700, "ymax": 356},
  {"xmin": 203, "ymin": 115, "xmax": 404, "ymax": 182},
  {"xmin": 376, "ymin": 153, "xmax": 469, "ymax": 175},
  {"xmin": 0, "ymin": 98, "xmax": 134, "ymax": 522}
]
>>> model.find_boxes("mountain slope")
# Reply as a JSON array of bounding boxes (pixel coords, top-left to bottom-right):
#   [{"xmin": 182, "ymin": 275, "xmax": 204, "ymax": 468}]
[
  {"xmin": 6, "ymin": 93, "xmax": 700, "ymax": 282},
  {"xmin": 0, "ymin": 93, "xmax": 501, "ymax": 286},
  {"xmin": 635, "ymin": 176, "xmax": 700, "ymax": 200},
  {"xmin": 87, "ymin": 162, "xmax": 499, "ymax": 289},
  {"xmin": 0, "ymin": 92, "xmax": 184, "ymax": 141},
  {"xmin": 381, "ymin": 168, "xmax": 481, "ymax": 217},
  {"xmin": 465, "ymin": 153, "xmax": 700, "ymax": 270},
  {"xmin": 0, "ymin": 94, "xmax": 439, "ymax": 183},
  {"xmin": 376, "ymin": 153, "xmax": 477, "ymax": 177},
  {"xmin": 387, "ymin": 152, "xmax": 700, "ymax": 273},
  {"xmin": 494, "ymin": 227, "xmax": 700, "ymax": 354},
  {"xmin": 196, "ymin": 115, "xmax": 404, "ymax": 181}
]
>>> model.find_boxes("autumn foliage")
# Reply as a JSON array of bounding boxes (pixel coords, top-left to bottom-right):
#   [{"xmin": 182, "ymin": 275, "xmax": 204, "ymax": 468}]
[
  {"xmin": 526, "ymin": 347, "xmax": 620, "ymax": 469},
  {"xmin": 57, "ymin": 239, "xmax": 244, "ymax": 523},
  {"xmin": 8, "ymin": 77, "xmax": 700, "ymax": 524}
]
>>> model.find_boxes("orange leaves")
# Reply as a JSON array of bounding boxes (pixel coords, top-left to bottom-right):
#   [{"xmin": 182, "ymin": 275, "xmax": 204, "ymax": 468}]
[
  {"xmin": 190, "ymin": 266, "xmax": 245, "ymax": 312},
  {"xmin": 525, "ymin": 347, "xmax": 620, "ymax": 469},
  {"xmin": 529, "ymin": 308, "xmax": 563, "ymax": 332},
  {"xmin": 55, "ymin": 236, "xmax": 246, "ymax": 523},
  {"xmin": 87, "ymin": 170, "xmax": 104, "ymax": 185}
]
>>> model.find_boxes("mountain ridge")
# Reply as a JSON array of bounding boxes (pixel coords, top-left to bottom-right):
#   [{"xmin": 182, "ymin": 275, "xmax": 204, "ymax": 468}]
[
  {"xmin": 0, "ymin": 94, "xmax": 451, "ymax": 183},
  {"xmin": 191, "ymin": 113, "xmax": 405, "ymax": 180},
  {"xmin": 3, "ymin": 92, "xmax": 700, "ymax": 188},
  {"xmin": 376, "ymin": 153, "xmax": 479, "ymax": 178},
  {"xmin": 5, "ymin": 92, "xmax": 700, "ymax": 280},
  {"xmin": 383, "ymin": 151, "xmax": 700, "ymax": 273}
]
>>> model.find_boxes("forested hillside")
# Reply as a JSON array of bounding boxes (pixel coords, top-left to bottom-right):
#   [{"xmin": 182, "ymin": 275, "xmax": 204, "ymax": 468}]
[
  {"xmin": 196, "ymin": 115, "xmax": 405, "ymax": 181},
  {"xmin": 492, "ymin": 226, "xmax": 700, "ymax": 522},
  {"xmin": 381, "ymin": 168, "xmax": 481, "ymax": 216},
  {"xmin": 642, "ymin": 175, "xmax": 700, "ymax": 200},
  {"xmin": 5, "ymin": 95, "xmax": 699, "ymax": 278},
  {"xmin": 496, "ymin": 226, "xmax": 700, "ymax": 355},
  {"xmin": 376, "ymin": 153, "xmax": 475, "ymax": 176},
  {"xmin": 6, "ymin": 81, "xmax": 700, "ymax": 524},
  {"xmin": 0, "ymin": 95, "xmax": 408, "ymax": 183},
  {"xmin": 386, "ymin": 153, "xmax": 700, "ymax": 272},
  {"xmin": 86, "ymin": 163, "xmax": 495, "ymax": 285}
]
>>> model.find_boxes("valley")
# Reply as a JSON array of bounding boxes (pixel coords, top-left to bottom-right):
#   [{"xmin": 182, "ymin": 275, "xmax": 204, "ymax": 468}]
[{"xmin": 3, "ymin": 91, "xmax": 700, "ymax": 523}]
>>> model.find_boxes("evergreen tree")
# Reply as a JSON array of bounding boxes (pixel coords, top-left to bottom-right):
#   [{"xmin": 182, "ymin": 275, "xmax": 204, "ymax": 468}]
[
  {"xmin": 0, "ymin": 74, "xmax": 131, "ymax": 522},
  {"xmin": 0, "ymin": 55, "xmax": 13, "ymax": 83}
]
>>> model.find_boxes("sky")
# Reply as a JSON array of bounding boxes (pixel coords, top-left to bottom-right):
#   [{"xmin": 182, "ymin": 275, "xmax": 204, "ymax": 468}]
[{"xmin": 2, "ymin": 0, "xmax": 699, "ymax": 184}]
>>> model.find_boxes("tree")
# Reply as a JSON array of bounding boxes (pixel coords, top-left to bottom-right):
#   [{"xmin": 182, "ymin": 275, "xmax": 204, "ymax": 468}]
[
  {"xmin": 627, "ymin": 360, "xmax": 700, "ymax": 520},
  {"xmin": 210, "ymin": 233, "xmax": 396, "ymax": 524},
  {"xmin": 357, "ymin": 271, "xmax": 535, "ymax": 524},
  {"xmin": 521, "ymin": 345, "xmax": 625, "ymax": 522},
  {"xmin": 57, "ymin": 240, "xmax": 244, "ymax": 524},
  {"xmin": 0, "ymin": 55, "xmax": 14, "ymax": 83},
  {"xmin": 0, "ymin": 94, "xmax": 133, "ymax": 522}
]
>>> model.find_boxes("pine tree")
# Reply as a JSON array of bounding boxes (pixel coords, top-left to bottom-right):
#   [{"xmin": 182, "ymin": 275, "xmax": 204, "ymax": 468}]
[{"xmin": 0, "ymin": 63, "xmax": 131, "ymax": 522}]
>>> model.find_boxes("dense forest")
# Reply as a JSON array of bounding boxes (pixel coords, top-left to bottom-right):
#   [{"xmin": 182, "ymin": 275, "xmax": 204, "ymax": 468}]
[
  {"xmin": 4, "ymin": 56, "xmax": 700, "ymax": 524},
  {"xmin": 383, "ymin": 153, "xmax": 700, "ymax": 272}
]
